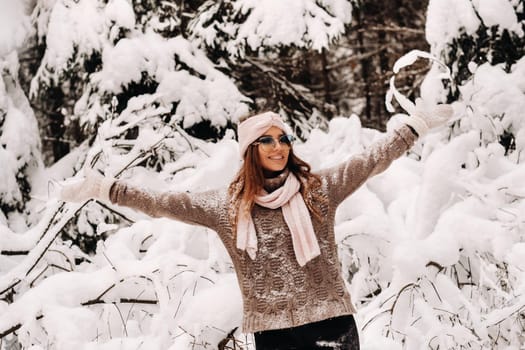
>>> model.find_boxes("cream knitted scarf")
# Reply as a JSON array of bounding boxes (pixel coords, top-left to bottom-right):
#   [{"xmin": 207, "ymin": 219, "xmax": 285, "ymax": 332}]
[{"xmin": 236, "ymin": 170, "xmax": 321, "ymax": 266}]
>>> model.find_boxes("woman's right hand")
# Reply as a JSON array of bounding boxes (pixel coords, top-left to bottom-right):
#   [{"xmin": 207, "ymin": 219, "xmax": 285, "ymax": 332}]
[{"xmin": 60, "ymin": 169, "xmax": 115, "ymax": 203}]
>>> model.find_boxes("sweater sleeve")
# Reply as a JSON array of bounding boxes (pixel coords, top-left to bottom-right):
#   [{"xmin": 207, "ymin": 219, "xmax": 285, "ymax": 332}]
[
  {"xmin": 109, "ymin": 182, "xmax": 223, "ymax": 231},
  {"xmin": 321, "ymin": 124, "xmax": 417, "ymax": 206}
]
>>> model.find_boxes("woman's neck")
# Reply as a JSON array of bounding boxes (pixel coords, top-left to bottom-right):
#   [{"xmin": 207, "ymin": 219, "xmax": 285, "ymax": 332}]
[
  {"xmin": 263, "ymin": 169, "xmax": 285, "ymax": 178},
  {"xmin": 262, "ymin": 168, "xmax": 289, "ymax": 193}
]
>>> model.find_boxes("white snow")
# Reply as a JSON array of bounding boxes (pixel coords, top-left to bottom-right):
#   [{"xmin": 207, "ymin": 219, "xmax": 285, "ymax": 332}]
[
  {"xmin": 31, "ymin": 0, "xmax": 106, "ymax": 90},
  {"xmin": 1, "ymin": 0, "xmax": 525, "ymax": 349},
  {"xmin": 0, "ymin": 0, "xmax": 32, "ymax": 57},
  {"xmin": 478, "ymin": 0, "xmax": 523, "ymax": 35},
  {"xmin": 191, "ymin": 0, "xmax": 352, "ymax": 56},
  {"xmin": 426, "ymin": 0, "xmax": 481, "ymax": 51}
]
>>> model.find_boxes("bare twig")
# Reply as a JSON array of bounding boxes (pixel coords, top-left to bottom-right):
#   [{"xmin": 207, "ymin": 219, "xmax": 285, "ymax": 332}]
[
  {"xmin": 139, "ymin": 234, "xmax": 154, "ymax": 253},
  {"xmin": 113, "ymin": 304, "xmax": 128, "ymax": 337},
  {"xmin": 0, "ymin": 202, "xmax": 87, "ymax": 297},
  {"xmin": 0, "ymin": 250, "xmax": 29, "ymax": 256},
  {"xmin": 95, "ymin": 201, "xmax": 135, "ymax": 224},
  {"xmin": 114, "ymin": 135, "xmax": 170, "ymax": 178},
  {"xmin": 48, "ymin": 248, "xmax": 74, "ymax": 271},
  {"xmin": 172, "ymin": 123, "xmax": 210, "ymax": 158},
  {"xmin": 174, "ymin": 288, "xmax": 189, "ymax": 319},
  {"xmin": 355, "ymin": 24, "xmax": 425, "ymax": 35},
  {"xmin": 0, "ymin": 295, "xmax": 159, "ymax": 339},
  {"xmin": 30, "ymin": 263, "xmax": 71, "ymax": 288}
]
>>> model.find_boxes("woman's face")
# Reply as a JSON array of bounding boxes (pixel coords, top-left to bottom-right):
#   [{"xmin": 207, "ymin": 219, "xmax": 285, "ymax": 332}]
[{"xmin": 256, "ymin": 126, "xmax": 291, "ymax": 174}]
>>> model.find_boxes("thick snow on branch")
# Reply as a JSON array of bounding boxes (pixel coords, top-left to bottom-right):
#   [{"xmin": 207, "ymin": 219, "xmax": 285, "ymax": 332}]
[
  {"xmin": 29, "ymin": 0, "xmax": 250, "ymax": 131},
  {"xmin": 190, "ymin": 0, "xmax": 352, "ymax": 56},
  {"xmin": 426, "ymin": 0, "xmax": 523, "ymax": 52},
  {"xmin": 0, "ymin": 0, "xmax": 31, "ymax": 57}
]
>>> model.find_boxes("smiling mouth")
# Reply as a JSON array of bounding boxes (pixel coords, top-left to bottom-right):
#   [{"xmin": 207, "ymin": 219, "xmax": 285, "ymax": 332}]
[{"xmin": 269, "ymin": 156, "xmax": 285, "ymax": 160}]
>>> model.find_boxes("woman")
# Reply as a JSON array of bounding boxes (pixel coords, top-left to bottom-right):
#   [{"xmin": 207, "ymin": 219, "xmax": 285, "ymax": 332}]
[{"xmin": 61, "ymin": 104, "xmax": 452, "ymax": 349}]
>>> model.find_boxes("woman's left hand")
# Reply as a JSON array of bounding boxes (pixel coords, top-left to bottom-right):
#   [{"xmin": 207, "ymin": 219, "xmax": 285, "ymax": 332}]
[{"xmin": 402, "ymin": 98, "xmax": 454, "ymax": 137}]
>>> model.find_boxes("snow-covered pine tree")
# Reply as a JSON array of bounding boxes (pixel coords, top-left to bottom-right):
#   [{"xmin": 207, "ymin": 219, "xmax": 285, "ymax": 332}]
[
  {"xmin": 28, "ymin": 0, "xmax": 248, "ymax": 159},
  {"xmin": 22, "ymin": 0, "xmax": 250, "ymax": 253},
  {"xmin": 1, "ymin": 2, "xmax": 250, "ymax": 347},
  {"xmin": 188, "ymin": 0, "xmax": 354, "ymax": 137},
  {"xmin": 352, "ymin": 1, "xmax": 525, "ymax": 348},
  {"xmin": 0, "ymin": 0, "xmax": 42, "ymax": 231},
  {"xmin": 426, "ymin": 2, "xmax": 525, "ymax": 346},
  {"xmin": 437, "ymin": 0, "xmax": 525, "ymax": 151}
]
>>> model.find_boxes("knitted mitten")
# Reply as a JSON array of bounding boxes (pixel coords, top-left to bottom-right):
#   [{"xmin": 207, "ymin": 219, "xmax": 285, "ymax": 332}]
[
  {"xmin": 401, "ymin": 98, "xmax": 454, "ymax": 137},
  {"xmin": 60, "ymin": 169, "xmax": 115, "ymax": 203}
]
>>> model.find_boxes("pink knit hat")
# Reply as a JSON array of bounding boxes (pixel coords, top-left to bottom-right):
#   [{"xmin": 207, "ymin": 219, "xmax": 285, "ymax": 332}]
[{"xmin": 238, "ymin": 111, "xmax": 293, "ymax": 157}]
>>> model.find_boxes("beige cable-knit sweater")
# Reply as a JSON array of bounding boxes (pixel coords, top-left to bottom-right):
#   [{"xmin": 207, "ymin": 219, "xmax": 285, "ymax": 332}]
[{"xmin": 109, "ymin": 125, "xmax": 417, "ymax": 333}]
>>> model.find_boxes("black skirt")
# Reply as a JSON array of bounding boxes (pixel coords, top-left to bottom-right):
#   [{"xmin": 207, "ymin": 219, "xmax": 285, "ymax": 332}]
[{"xmin": 254, "ymin": 314, "xmax": 360, "ymax": 350}]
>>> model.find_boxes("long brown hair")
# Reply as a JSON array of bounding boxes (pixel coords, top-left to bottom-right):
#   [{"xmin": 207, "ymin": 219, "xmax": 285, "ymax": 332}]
[{"xmin": 228, "ymin": 143, "xmax": 326, "ymax": 230}]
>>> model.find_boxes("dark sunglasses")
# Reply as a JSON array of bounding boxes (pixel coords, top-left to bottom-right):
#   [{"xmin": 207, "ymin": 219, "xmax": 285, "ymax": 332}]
[{"xmin": 252, "ymin": 134, "xmax": 295, "ymax": 151}]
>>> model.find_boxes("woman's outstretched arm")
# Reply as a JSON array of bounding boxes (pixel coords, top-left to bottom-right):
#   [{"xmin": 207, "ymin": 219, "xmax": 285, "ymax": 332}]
[
  {"xmin": 60, "ymin": 171, "xmax": 223, "ymax": 230},
  {"xmin": 109, "ymin": 181, "xmax": 223, "ymax": 229},
  {"xmin": 321, "ymin": 101, "xmax": 454, "ymax": 206},
  {"xmin": 321, "ymin": 124, "xmax": 418, "ymax": 206}
]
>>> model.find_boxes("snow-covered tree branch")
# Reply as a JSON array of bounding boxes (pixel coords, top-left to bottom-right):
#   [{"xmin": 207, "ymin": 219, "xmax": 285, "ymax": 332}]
[{"xmin": 1, "ymin": 0, "xmax": 525, "ymax": 349}]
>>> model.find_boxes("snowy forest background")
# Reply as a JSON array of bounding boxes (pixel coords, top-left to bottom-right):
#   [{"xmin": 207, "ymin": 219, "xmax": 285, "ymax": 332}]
[{"xmin": 1, "ymin": 0, "xmax": 525, "ymax": 349}]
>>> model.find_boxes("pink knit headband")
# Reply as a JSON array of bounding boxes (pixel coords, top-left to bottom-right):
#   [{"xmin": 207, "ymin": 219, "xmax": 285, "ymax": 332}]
[{"xmin": 238, "ymin": 112, "xmax": 293, "ymax": 156}]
